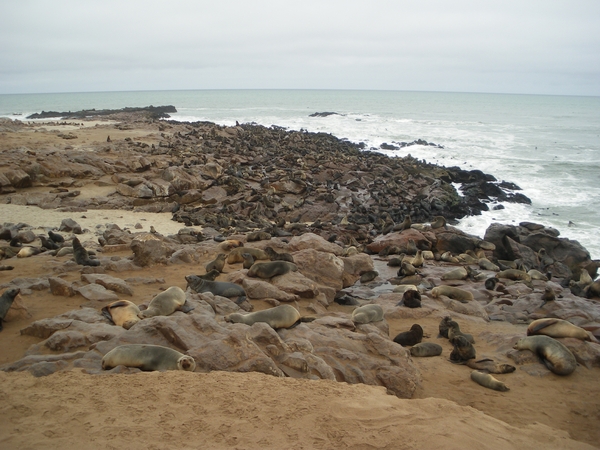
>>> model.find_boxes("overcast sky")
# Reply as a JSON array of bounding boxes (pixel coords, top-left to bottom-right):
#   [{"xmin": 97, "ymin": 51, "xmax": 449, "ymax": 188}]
[{"xmin": 1, "ymin": 0, "xmax": 599, "ymax": 96}]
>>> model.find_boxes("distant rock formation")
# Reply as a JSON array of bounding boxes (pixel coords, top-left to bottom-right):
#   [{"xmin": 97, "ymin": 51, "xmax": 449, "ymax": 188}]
[{"xmin": 26, "ymin": 105, "xmax": 177, "ymax": 120}]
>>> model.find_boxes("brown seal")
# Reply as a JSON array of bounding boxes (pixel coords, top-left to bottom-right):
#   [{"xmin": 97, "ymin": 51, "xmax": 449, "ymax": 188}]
[
  {"xmin": 102, "ymin": 344, "xmax": 196, "ymax": 372},
  {"xmin": 101, "ymin": 300, "xmax": 141, "ymax": 329},
  {"xmin": 224, "ymin": 304, "xmax": 310, "ymax": 329},
  {"xmin": 0, "ymin": 287, "xmax": 20, "ymax": 331},
  {"xmin": 513, "ymin": 335, "xmax": 577, "ymax": 376},
  {"xmin": 401, "ymin": 289, "xmax": 422, "ymax": 308},
  {"xmin": 185, "ymin": 275, "xmax": 246, "ymax": 299},
  {"xmin": 527, "ymin": 318, "xmax": 591, "ymax": 341},
  {"xmin": 497, "ymin": 269, "xmax": 531, "ymax": 282},
  {"xmin": 449, "ymin": 335, "xmax": 476, "ymax": 364},
  {"xmin": 470, "ymin": 370, "xmax": 509, "ymax": 392},
  {"xmin": 466, "ymin": 358, "xmax": 516, "ymax": 374},
  {"xmin": 247, "ymin": 261, "xmax": 298, "ymax": 278},
  {"xmin": 227, "ymin": 247, "xmax": 269, "ymax": 264},
  {"xmin": 447, "ymin": 320, "xmax": 475, "ymax": 344},
  {"xmin": 139, "ymin": 286, "xmax": 189, "ymax": 319},
  {"xmin": 264, "ymin": 246, "xmax": 294, "ymax": 263},
  {"xmin": 393, "ymin": 324, "xmax": 423, "ymax": 347},
  {"xmin": 359, "ymin": 270, "xmax": 379, "ymax": 283},
  {"xmin": 431, "ymin": 285, "xmax": 474, "ymax": 303},
  {"xmin": 438, "ymin": 316, "xmax": 453, "ymax": 338},
  {"xmin": 410, "ymin": 342, "xmax": 443, "ymax": 357},
  {"xmin": 242, "ymin": 252, "xmax": 255, "ymax": 269},
  {"xmin": 351, "ymin": 304, "xmax": 384, "ymax": 324},
  {"xmin": 247, "ymin": 231, "xmax": 272, "ymax": 242},
  {"xmin": 205, "ymin": 253, "xmax": 226, "ymax": 273},
  {"xmin": 441, "ymin": 267, "xmax": 468, "ymax": 281}
]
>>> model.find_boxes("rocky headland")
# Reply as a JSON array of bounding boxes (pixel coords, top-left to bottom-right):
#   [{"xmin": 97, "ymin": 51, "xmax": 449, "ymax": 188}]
[{"xmin": 0, "ymin": 110, "xmax": 599, "ymax": 448}]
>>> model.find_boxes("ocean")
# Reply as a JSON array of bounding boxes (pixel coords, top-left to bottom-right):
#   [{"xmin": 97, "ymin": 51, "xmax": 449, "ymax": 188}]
[{"xmin": 1, "ymin": 89, "xmax": 599, "ymax": 259}]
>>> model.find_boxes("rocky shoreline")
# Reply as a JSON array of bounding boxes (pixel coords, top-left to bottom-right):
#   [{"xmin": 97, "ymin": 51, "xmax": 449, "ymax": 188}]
[{"xmin": 0, "ymin": 111, "xmax": 599, "ymax": 447}]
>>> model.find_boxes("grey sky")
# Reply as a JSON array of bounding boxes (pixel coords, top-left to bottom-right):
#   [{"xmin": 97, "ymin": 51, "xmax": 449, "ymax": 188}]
[{"xmin": 1, "ymin": 0, "xmax": 599, "ymax": 95}]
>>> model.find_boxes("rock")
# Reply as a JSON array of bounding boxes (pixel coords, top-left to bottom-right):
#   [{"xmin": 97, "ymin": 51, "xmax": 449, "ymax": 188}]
[
  {"xmin": 48, "ymin": 277, "xmax": 76, "ymax": 297},
  {"xmin": 292, "ymin": 248, "xmax": 345, "ymax": 291},
  {"xmin": 75, "ymin": 284, "xmax": 119, "ymax": 302},
  {"xmin": 59, "ymin": 218, "xmax": 82, "ymax": 234},
  {"xmin": 366, "ymin": 229, "xmax": 431, "ymax": 254},
  {"xmin": 130, "ymin": 233, "xmax": 176, "ymax": 266},
  {"xmin": 81, "ymin": 274, "xmax": 134, "ymax": 296},
  {"xmin": 242, "ymin": 278, "xmax": 299, "ymax": 302},
  {"xmin": 287, "ymin": 233, "xmax": 344, "ymax": 256}
]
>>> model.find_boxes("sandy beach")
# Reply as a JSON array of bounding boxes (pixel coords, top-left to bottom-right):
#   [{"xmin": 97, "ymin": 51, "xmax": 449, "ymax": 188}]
[{"xmin": 0, "ymin": 118, "xmax": 599, "ymax": 449}]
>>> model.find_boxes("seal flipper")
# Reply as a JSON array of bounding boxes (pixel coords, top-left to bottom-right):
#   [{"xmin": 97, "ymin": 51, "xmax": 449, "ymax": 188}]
[
  {"xmin": 527, "ymin": 318, "xmax": 558, "ymax": 336},
  {"xmin": 101, "ymin": 306, "xmax": 115, "ymax": 325},
  {"xmin": 178, "ymin": 300, "xmax": 195, "ymax": 313}
]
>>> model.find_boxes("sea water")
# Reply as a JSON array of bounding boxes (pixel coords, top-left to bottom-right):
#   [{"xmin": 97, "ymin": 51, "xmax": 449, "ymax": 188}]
[{"xmin": 1, "ymin": 90, "xmax": 599, "ymax": 259}]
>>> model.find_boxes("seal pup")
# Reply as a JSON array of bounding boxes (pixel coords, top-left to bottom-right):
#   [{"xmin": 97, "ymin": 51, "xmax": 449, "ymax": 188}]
[
  {"xmin": 359, "ymin": 270, "xmax": 379, "ymax": 283},
  {"xmin": 247, "ymin": 261, "xmax": 298, "ymax": 278},
  {"xmin": 410, "ymin": 342, "xmax": 443, "ymax": 357},
  {"xmin": 264, "ymin": 246, "xmax": 294, "ymax": 263},
  {"xmin": 485, "ymin": 277, "xmax": 499, "ymax": 291},
  {"xmin": 430, "ymin": 216, "xmax": 446, "ymax": 229},
  {"xmin": 393, "ymin": 324, "xmax": 424, "ymax": 347},
  {"xmin": 39, "ymin": 235, "xmax": 60, "ymax": 250},
  {"xmin": 48, "ymin": 230, "xmax": 65, "ymax": 243},
  {"xmin": 224, "ymin": 305, "xmax": 311, "ymax": 329},
  {"xmin": 242, "ymin": 252, "xmax": 255, "ymax": 269},
  {"xmin": 139, "ymin": 286, "xmax": 190, "ymax": 319},
  {"xmin": 400, "ymin": 289, "xmax": 422, "ymax": 308},
  {"xmin": 398, "ymin": 261, "xmax": 417, "ymax": 277},
  {"xmin": 0, "ymin": 287, "xmax": 20, "ymax": 331},
  {"xmin": 438, "ymin": 316, "xmax": 453, "ymax": 338},
  {"xmin": 431, "ymin": 286, "xmax": 474, "ymax": 303},
  {"xmin": 185, "ymin": 275, "xmax": 246, "ymax": 299},
  {"xmin": 17, "ymin": 246, "xmax": 42, "ymax": 258},
  {"xmin": 497, "ymin": 269, "xmax": 531, "ymax": 282},
  {"xmin": 449, "ymin": 335, "xmax": 476, "ymax": 364},
  {"xmin": 101, "ymin": 300, "xmax": 141, "ymax": 329},
  {"xmin": 527, "ymin": 318, "xmax": 591, "ymax": 341},
  {"xmin": 513, "ymin": 335, "xmax": 577, "ymax": 376},
  {"xmin": 72, "ymin": 237, "xmax": 100, "ymax": 266},
  {"xmin": 247, "ymin": 231, "xmax": 272, "ymax": 242},
  {"xmin": 205, "ymin": 253, "xmax": 226, "ymax": 273},
  {"xmin": 351, "ymin": 304, "xmax": 384, "ymax": 324},
  {"xmin": 447, "ymin": 320, "xmax": 475, "ymax": 344},
  {"xmin": 470, "ymin": 371, "xmax": 509, "ymax": 392},
  {"xmin": 102, "ymin": 344, "xmax": 196, "ymax": 372},
  {"xmin": 441, "ymin": 267, "xmax": 468, "ymax": 281},
  {"xmin": 540, "ymin": 286, "xmax": 556, "ymax": 307},
  {"xmin": 466, "ymin": 358, "xmax": 516, "ymax": 374},
  {"xmin": 227, "ymin": 247, "xmax": 269, "ymax": 264}
]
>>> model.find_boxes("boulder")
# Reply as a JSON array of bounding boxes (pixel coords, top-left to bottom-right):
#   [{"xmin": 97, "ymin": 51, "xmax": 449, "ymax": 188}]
[{"xmin": 130, "ymin": 233, "xmax": 176, "ymax": 266}]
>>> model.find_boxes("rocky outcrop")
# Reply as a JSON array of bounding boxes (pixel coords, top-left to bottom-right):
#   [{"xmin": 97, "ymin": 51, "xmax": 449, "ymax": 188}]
[{"xmin": 26, "ymin": 105, "xmax": 177, "ymax": 120}]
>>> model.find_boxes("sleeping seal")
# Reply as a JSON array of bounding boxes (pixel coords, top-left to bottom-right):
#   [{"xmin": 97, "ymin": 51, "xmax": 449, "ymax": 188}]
[
  {"xmin": 224, "ymin": 305, "xmax": 312, "ymax": 329},
  {"xmin": 101, "ymin": 344, "xmax": 196, "ymax": 371},
  {"xmin": 101, "ymin": 300, "xmax": 141, "ymax": 329},
  {"xmin": 185, "ymin": 274, "xmax": 246, "ymax": 299},
  {"xmin": 139, "ymin": 286, "xmax": 189, "ymax": 319},
  {"xmin": 351, "ymin": 304, "xmax": 384, "ymax": 324},
  {"xmin": 527, "ymin": 318, "xmax": 591, "ymax": 341}
]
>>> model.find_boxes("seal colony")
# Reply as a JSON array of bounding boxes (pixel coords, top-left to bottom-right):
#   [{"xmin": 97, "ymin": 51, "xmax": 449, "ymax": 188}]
[{"xmin": 1, "ymin": 111, "xmax": 600, "ymax": 447}]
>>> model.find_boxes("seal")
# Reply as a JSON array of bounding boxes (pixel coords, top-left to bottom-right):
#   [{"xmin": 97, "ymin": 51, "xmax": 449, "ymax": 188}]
[
  {"xmin": 485, "ymin": 277, "xmax": 499, "ymax": 290},
  {"xmin": 205, "ymin": 253, "xmax": 226, "ymax": 273},
  {"xmin": 400, "ymin": 289, "xmax": 422, "ymax": 308},
  {"xmin": 438, "ymin": 316, "xmax": 453, "ymax": 338},
  {"xmin": 398, "ymin": 261, "xmax": 417, "ymax": 277},
  {"xmin": 224, "ymin": 304, "xmax": 310, "ymax": 329},
  {"xmin": 527, "ymin": 269, "xmax": 548, "ymax": 281},
  {"xmin": 431, "ymin": 286, "xmax": 474, "ymax": 303},
  {"xmin": 527, "ymin": 318, "xmax": 591, "ymax": 341},
  {"xmin": 359, "ymin": 270, "xmax": 379, "ymax": 283},
  {"xmin": 410, "ymin": 342, "xmax": 443, "ymax": 357},
  {"xmin": 48, "ymin": 230, "xmax": 65, "ymax": 243},
  {"xmin": 101, "ymin": 300, "xmax": 141, "ymax": 329},
  {"xmin": 430, "ymin": 216, "xmax": 446, "ymax": 229},
  {"xmin": 227, "ymin": 247, "xmax": 269, "ymax": 264},
  {"xmin": 393, "ymin": 324, "xmax": 424, "ymax": 346},
  {"xmin": 17, "ymin": 246, "xmax": 42, "ymax": 258},
  {"xmin": 351, "ymin": 304, "xmax": 384, "ymax": 324},
  {"xmin": 466, "ymin": 358, "xmax": 516, "ymax": 374},
  {"xmin": 441, "ymin": 267, "xmax": 468, "ymax": 281},
  {"xmin": 101, "ymin": 344, "xmax": 196, "ymax": 372},
  {"xmin": 449, "ymin": 335, "xmax": 476, "ymax": 364},
  {"xmin": 247, "ymin": 231, "xmax": 272, "ymax": 242},
  {"xmin": 218, "ymin": 239, "xmax": 244, "ymax": 252},
  {"xmin": 513, "ymin": 335, "xmax": 577, "ymax": 376},
  {"xmin": 470, "ymin": 370, "xmax": 509, "ymax": 392},
  {"xmin": 198, "ymin": 269, "xmax": 220, "ymax": 281},
  {"xmin": 139, "ymin": 286, "xmax": 189, "ymax": 319},
  {"xmin": 584, "ymin": 280, "xmax": 600, "ymax": 299},
  {"xmin": 72, "ymin": 237, "xmax": 100, "ymax": 266},
  {"xmin": 0, "ymin": 287, "xmax": 20, "ymax": 331},
  {"xmin": 406, "ymin": 239, "xmax": 418, "ymax": 255},
  {"xmin": 497, "ymin": 269, "xmax": 531, "ymax": 282},
  {"xmin": 264, "ymin": 246, "xmax": 294, "ymax": 263},
  {"xmin": 185, "ymin": 274, "xmax": 246, "ymax": 299},
  {"xmin": 247, "ymin": 261, "xmax": 298, "ymax": 278},
  {"xmin": 447, "ymin": 320, "xmax": 475, "ymax": 344},
  {"xmin": 242, "ymin": 252, "xmax": 255, "ymax": 269},
  {"xmin": 479, "ymin": 258, "xmax": 499, "ymax": 271}
]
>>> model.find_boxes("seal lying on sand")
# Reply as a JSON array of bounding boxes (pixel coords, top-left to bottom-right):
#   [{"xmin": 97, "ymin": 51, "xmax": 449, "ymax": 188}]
[
  {"xmin": 227, "ymin": 247, "xmax": 269, "ymax": 264},
  {"xmin": 0, "ymin": 287, "xmax": 20, "ymax": 331},
  {"xmin": 205, "ymin": 253, "xmax": 226, "ymax": 273},
  {"xmin": 447, "ymin": 320, "xmax": 475, "ymax": 344},
  {"xmin": 470, "ymin": 370, "xmax": 509, "ymax": 392},
  {"xmin": 466, "ymin": 358, "xmax": 516, "ymax": 374},
  {"xmin": 185, "ymin": 275, "xmax": 246, "ymax": 299},
  {"xmin": 101, "ymin": 344, "xmax": 196, "ymax": 371},
  {"xmin": 139, "ymin": 286, "xmax": 191, "ymax": 319},
  {"xmin": 393, "ymin": 324, "xmax": 424, "ymax": 347},
  {"xmin": 513, "ymin": 335, "xmax": 577, "ymax": 376},
  {"xmin": 72, "ymin": 237, "xmax": 100, "ymax": 266},
  {"xmin": 224, "ymin": 305, "xmax": 313, "ymax": 329},
  {"xmin": 527, "ymin": 318, "xmax": 591, "ymax": 341},
  {"xmin": 101, "ymin": 300, "xmax": 141, "ymax": 329},
  {"xmin": 351, "ymin": 304, "xmax": 384, "ymax": 324},
  {"xmin": 410, "ymin": 342, "xmax": 443, "ymax": 357},
  {"xmin": 431, "ymin": 286, "xmax": 473, "ymax": 303},
  {"xmin": 449, "ymin": 335, "xmax": 476, "ymax": 364}
]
